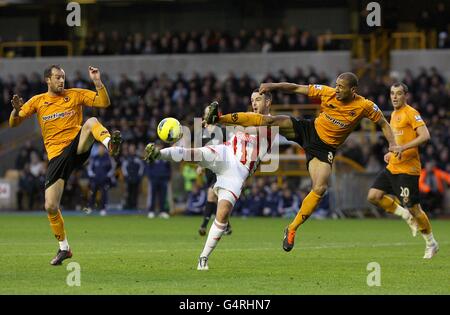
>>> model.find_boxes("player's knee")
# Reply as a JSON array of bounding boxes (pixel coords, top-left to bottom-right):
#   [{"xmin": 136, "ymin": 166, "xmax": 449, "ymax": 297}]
[
  {"xmin": 367, "ymin": 189, "xmax": 383, "ymax": 204},
  {"xmin": 215, "ymin": 212, "xmax": 229, "ymax": 224},
  {"xmin": 83, "ymin": 117, "xmax": 99, "ymax": 131},
  {"xmin": 45, "ymin": 201, "xmax": 59, "ymax": 214},
  {"xmin": 312, "ymin": 184, "xmax": 327, "ymax": 196}
]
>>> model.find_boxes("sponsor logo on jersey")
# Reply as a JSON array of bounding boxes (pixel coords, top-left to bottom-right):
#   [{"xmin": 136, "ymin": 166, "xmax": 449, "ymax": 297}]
[
  {"xmin": 64, "ymin": 96, "xmax": 70, "ymax": 102},
  {"xmin": 324, "ymin": 113, "xmax": 349, "ymax": 128},
  {"xmin": 42, "ymin": 110, "xmax": 75, "ymax": 122}
]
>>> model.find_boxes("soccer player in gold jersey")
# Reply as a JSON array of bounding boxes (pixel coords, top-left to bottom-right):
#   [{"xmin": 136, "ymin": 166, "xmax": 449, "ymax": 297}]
[
  {"xmin": 9, "ymin": 65, "xmax": 122, "ymax": 265},
  {"xmin": 204, "ymin": 72, "xmax": 399, "ymax": 252},
  {"xmin": 367, "ymin": 83, "xmax": 438, "ymax": 259}
]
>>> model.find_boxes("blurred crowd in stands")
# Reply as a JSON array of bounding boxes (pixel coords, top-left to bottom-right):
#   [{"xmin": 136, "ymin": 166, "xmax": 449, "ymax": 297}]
[
  {"xmin": 6, "ymin": 14, "xmax": 450, "ymax": 58},
  {"xmin": 82, "ymin": 27, "xmax": 322, "ymax": 56},
  {"xmin": 1, "ymin": 66, "xmax": 449, "ymax": 216}
]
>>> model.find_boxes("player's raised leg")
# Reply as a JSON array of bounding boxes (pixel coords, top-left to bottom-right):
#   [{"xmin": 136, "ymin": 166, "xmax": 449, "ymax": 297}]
[
  {"xmin": 77, "ymin": 117, "xmax": 122, "ymax": 156},
  {"xmin": 45, "ymin": 179, "xmax": 72, "ymax": 265},
  {"xmin": 197, "ymin": 189, "xmax": 235, "ymax": 270},
  {"xmin": 367, "ymin": 188, "xmax": 418, "ymax": 236},
  {"xmin": 408, "ymin": 204, "xmax": 438, "ymax": 259},
  {"xmin": 283, "ymin": 158, "xmax": 331, "ymax": 252},
  {"xmin": 143, "ymin": 143, "xmax": 218, "ymax": 166}
]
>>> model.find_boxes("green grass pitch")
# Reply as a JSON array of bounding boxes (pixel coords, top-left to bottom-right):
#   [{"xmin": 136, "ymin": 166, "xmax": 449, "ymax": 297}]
[{"xmin": 0, "ymin": 214, "xmax": 448, "ymax": 294}]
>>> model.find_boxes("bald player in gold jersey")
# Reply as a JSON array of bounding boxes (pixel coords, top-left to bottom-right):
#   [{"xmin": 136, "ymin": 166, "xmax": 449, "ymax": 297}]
[
  {"xmin": 9, "ymin": 65, "xmax": 122, "ymax": 265},
  {"xmin": 204, "ymin": 72, "xmax": 399, "ymax": 252},
  {"xmin": 368, "ymin": 83, "xmax": 438, "ymax": 259}
]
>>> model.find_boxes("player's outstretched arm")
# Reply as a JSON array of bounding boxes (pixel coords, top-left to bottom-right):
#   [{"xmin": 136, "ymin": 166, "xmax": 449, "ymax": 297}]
[
  {"xmin": 89, "ymin": 66, "xmax": 111, "ymax": 108},
  {"xmin": 259, "ymin": 82, "xmax": 309, "ymax": 95},
  {"xmin": 9, "ymin": 95, "xmax": 26, "ymax": 127},
  {"xmin": 377, "ymin": 115, "xmax": 399, "ymax": 156}
]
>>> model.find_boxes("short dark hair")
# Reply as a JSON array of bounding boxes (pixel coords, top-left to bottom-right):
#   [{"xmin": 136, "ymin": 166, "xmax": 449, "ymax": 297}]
[
  {"xmin": 338, "ymin": 72, "xmax": 359, "ymax": 88},
  {"xmin": 44, "ymin": 65, "xmax": 63, "ymax": 80},
  {"xmin": 252, "ymin": 89, "xmax": 272, "ymax": 101},
  {"xmin": 391, "ymin": 82, "xmax": 409, "ymax": 94}
]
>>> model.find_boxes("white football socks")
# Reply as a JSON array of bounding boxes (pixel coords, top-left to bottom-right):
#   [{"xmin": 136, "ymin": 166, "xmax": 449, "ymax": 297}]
[
  {"xmin": 59, "ymin": 238, "xmax": 69, "ymax": 251},
  {"xmin": 102, "ymin": 137, "xmax": 110, "ymax": 149},
  {"xmin": 422, "ymin": 232, "xmax": 436, "ymax": 246},
  {"xmin": 160, "ymin": 147, "xmax": 186, "ymax": 161},
  {"xmin": 393, "ymin": 205, "xmax": 411, "ymax": 220},
  {"xmin": 200, "ymin": 219, "xmax": 227, "ymax": 258}
]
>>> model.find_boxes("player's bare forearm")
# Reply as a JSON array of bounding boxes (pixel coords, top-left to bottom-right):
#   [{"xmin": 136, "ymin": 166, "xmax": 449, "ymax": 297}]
[
  {"xmin": 378, "ymin": 117, "xmax": 396, "ymax": 148},
  {"xmin": 92, "ymin": 85, "xmax": 111, "ymax": 108},
  {"xmin": 9, "ymin": 109, "xmax": 25, "ymax": 127},
  {"xmin": 93, "ymin": 79, "xmax": 104, "ymax": 90},
  {"xmin": 401, "ymin": 126, "xmax": 430, "ymax": 151},
  {"xmin": 401, "ymin": 135, "xmax": 429, "ymax": 151},
  {"xmin": 260, "ymin": 82, "xmax": 309, "ymax": 95}
]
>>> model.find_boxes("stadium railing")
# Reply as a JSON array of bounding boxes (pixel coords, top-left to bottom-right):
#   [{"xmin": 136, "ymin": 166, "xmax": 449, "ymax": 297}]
[
  {"xmin": 0, "ymin": 41, "xmax": 73, "ymax": 58},
  {"xmin": 317, "ymin": 31, "xmax": 427, "ymax": 78},
  {"xmin": 0, "ymin": 31, "xmax": 425, "ymax": 60}
]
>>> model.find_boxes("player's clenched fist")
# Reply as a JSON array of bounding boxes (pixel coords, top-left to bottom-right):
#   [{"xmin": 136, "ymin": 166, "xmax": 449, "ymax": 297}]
[{"xmin": 88, "ymin": 66, "xmax": 101, "ymax": 81}]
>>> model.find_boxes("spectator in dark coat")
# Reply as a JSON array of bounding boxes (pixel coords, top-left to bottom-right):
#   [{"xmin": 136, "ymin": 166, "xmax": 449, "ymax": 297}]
[
  {"xmin": 278, "ymin": 188, "xmax": 300, "ymax": 218},
  {"xmin": 146, "ymin": 142, "xmax": 171, "ymax": 218},
  {"xmin": 241, "ymin": 185, "xmax": 266, "ymax": 217},
  {"xmin": 87, "ymin": 144, "xmax": 115, "ymax": 215},
  {"xmin": 122, "ymin": 143, "xmax": 145, "ymax": 210},
  {"xmin": 185, "ymin": 182, "xmax": 207, "ymax": 215},
  {"xmin": 263, "ymin": 182, "xmax": 281, "ymax": 217}
]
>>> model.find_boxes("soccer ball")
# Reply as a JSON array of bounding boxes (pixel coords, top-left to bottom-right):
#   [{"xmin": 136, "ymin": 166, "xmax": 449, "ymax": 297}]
[{"xmin": 157, "ymin": 117, "xmax": 183, "ymax": 143}]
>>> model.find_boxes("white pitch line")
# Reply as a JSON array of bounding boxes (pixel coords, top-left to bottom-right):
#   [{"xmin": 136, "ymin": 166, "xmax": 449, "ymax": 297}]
[{"xmin": 1, "ymin": 241, "xmax": 446, "ymax": 257}]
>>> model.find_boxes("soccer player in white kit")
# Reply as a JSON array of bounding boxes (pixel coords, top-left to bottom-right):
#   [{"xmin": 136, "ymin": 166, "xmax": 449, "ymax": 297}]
[{"xmin": 143, "ymin": 90, "xmax": 276, "ymax": 270}]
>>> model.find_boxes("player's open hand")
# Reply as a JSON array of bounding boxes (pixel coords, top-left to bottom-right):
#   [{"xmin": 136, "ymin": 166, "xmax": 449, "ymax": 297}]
[
  {"xmin": 88, "ymin": 66, "xmax": 101, "ymax": 81},
  {"xmin": 11, "ymin": 94, "xmax": 24, "ymax": 111}
]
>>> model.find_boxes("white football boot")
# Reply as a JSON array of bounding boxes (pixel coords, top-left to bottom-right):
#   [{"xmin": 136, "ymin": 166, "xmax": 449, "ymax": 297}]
[
  {"xmin": 423, "ymin": 241, "xmax": 439, "ymax": 259},
  {"xmin": 197, "ymin": 256, "xmax": 209, "ymax": 270}
]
